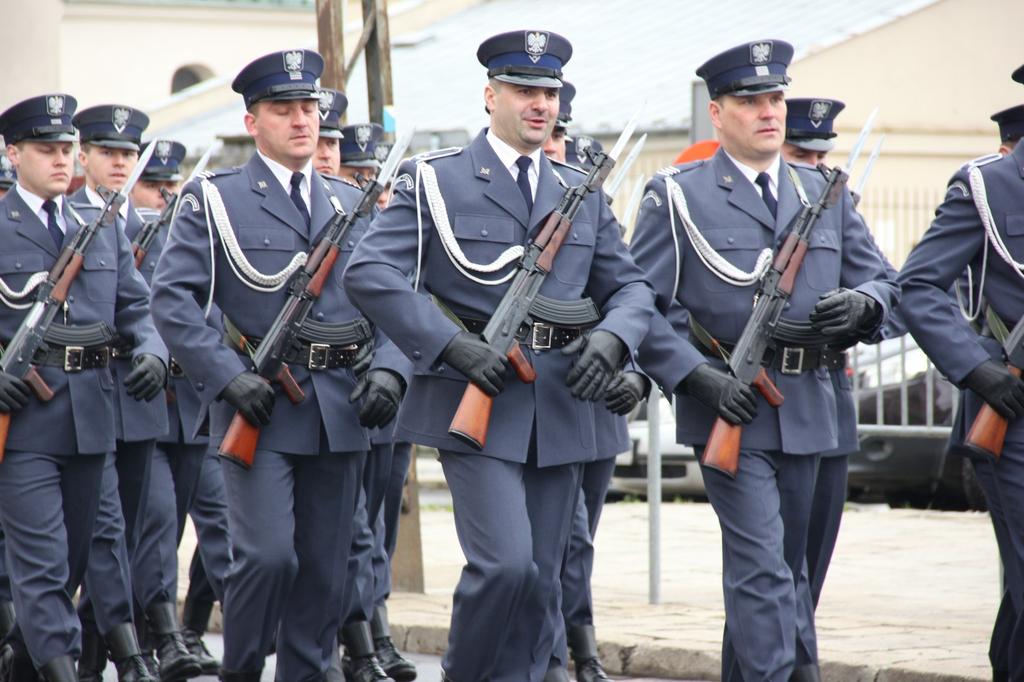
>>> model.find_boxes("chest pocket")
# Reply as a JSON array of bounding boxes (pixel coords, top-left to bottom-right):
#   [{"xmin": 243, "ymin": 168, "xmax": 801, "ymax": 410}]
[
  {"xmin": 698, "ymin": 228, "xmax": 769, "ymax": 292},
  {"xmin": 551, "ymin": 221, "xmax": 596, "ymax": 286},
  {"xmin": 800, "ymin": 229, "xmax": 840, "ymax": 291},
  {"xmin": 451, "ymin": 214, "xmax": 517, "ymax": 265},
  {"xmin": 236, "ymin": 228, "xmax": 301, "ymax": 275},
  {"xmin": 81, "ymin": 251, "xmax": 118, "ymax": 303},
  {"xmin": 1004, "ymin": 213, "xmax": 1024, "ymax": 236}
]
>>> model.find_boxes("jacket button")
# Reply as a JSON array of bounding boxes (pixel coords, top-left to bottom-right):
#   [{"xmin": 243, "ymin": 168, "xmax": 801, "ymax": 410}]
[
  {"xmin": 347, "ymin": 240, "xmax": 355, "ymax": 247},
  {"xmin": 481, "ymin": 229, "xmax": 489, "ymax": 237},
  {"xmin": 315, "ymin": 312, "xmax": 324, "ymax": 320},
  {"xmin": 437, "ymin": 365, "xmax": 445, "ymax": 373},
  {"xmin": 67, "ymin": 295, "xmax": 75, "ymax": 303},
  {"xmin": 148, "ymin": 262, "xmax": 155, "ymax": 269},
  {"xmin": 263, "ymin": 238, "xmax": 271, "ymax": 246},
  {"xmin": 99, "ymin": 259, "xmax": 106, "ymax": 266},
  {"xmin": 196, "ymin": 382, "xmax": 204, "ymax": 391},
  {"xmin": 14, "ymin": 262, "xmax": 21, "ymax": 269},
  {"xmin": 573, "ymin": 232, "xmax": 579, "ymax": 240},
  {"xmin": 784, "ymin": 302, "xmax": 791, "ymax": 309},
  {"xmin": 727, "ymin": 237, "xmax": 735, "ymax": 244},
  {"xmin": 412, "ymin": 350, "xmax": 422, "ymax": 360}
]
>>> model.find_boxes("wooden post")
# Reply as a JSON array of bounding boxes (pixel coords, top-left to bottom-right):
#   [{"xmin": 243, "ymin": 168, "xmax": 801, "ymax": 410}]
[
  {"xmin": 362, "ymin": 0, "xmax": 394, "ymax": 126},
  {"xmin": 392, "ymin": 445, "xmax": 425, "ymax": 592},
  {"xmin": 316, "ymin": 0, "xmax": 346, "ymax": 90}
]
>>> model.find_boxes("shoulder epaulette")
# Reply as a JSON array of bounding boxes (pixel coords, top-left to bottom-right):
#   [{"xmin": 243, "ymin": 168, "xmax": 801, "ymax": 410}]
[
  {"xmin": 411, "ymin": 146, "xmax": 462, "ymax": 163},
  {"xmin": 657, "ymin": 165, "xmax": 681, "ymax": 176},
  {"xmin": 966, "ymin": 153, "xmax": 1002, "ymax": 169},
  {"xmin": 198, "ymin": 167, "xmax": 241, "ymax": 181},
  {"xmin": 69, "ymin": 201, "xmax": 94, "ymax": 211}
]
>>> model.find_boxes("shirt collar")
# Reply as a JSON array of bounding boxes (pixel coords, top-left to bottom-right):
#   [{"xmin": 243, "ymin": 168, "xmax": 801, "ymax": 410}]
[
  {"xmin": 16, "ymin": 183, "xmax": 62, "ymax": 218},
  {"xmin": 485, "ymin": 128, "xmax": 542, "ymax": 175},
  {"xmin": 722, "ymin": 148, "xmax": 781, "ymax": 195},
  {"xmin": 85, "ymin": 184, "xmax": 129, "ymax": 219},
  {"xmin": 257, "ymin": 148, "xmax": 313, "ymax": 195}
]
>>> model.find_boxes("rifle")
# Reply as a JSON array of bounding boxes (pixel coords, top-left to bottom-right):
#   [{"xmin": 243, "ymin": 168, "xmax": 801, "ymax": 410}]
[
  {"xmin": 218, "ymin": 129, "xmax": 414, "ymax": 468},
  {"xmin": 965, "ymin": 314, "xmax": 1024, "ymax": 459},
  {"xmin": 0, "ymin": 141, "xmax": 157, "ymax": 461},
  {"xmin": 701, "ymin": 165, "xmax": 850, "ymax": 477},
  {"xmin": 131, "ymin": 141, "xmax": 219, "ymax": 267},
  {"xmin": 448, "ymin": 111, "xmax": 641, "ymax": 450}
]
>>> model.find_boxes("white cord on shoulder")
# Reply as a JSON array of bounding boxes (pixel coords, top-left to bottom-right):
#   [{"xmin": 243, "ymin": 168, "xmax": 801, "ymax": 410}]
[
  {"xmin": 201, "ymin": 178, "xmax": 308, "ymax": 295},
  {"xmin": 666, "ymin": 177, "xmax": 772, "ymax": 288},
  {"xmin": 414, "ymin": 163, "xmax": 424, "ymax": 291},
  {"xmin": 0, "ymin": 272, "xmax": 48, "ymax": 310},
  {"xmin": 969, "ymin": 165, "xmax": 1023, "ymax": 281},
  {"xmin": 418, "ymin": 161, "xmax": 522, "ymax": 286}
]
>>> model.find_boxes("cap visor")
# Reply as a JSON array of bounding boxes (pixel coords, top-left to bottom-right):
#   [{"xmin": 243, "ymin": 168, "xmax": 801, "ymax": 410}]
[
  {"xmin": 727, "ymin": 82, "xmax": 788, "ymax": 97},
  {"xmin": 85, "ymin": 138, "xmax": 140, "ymax": 151},
  {"xmin": 786, "ymin": 137, "xmax": 833, "ymax": 152},
  {"xmin": 319, "ymin": 129, "xmax": 345, "ymax": 139},
  {"xmin": 493, "ymin": 73, "xmax": 563, "ymax": 89},
  {"xmin": 28, "ymin": 132, "xmax": 78, "ymax": 144},
  {"xmin": 341, "ymin": 160, "xmax": 381, "ymax": 169}
]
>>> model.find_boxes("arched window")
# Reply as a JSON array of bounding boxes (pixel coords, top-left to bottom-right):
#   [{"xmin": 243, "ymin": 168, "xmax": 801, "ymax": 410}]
[{"xmin": 171, "ymin": 64, "xmax": 215, "ymax": 94}]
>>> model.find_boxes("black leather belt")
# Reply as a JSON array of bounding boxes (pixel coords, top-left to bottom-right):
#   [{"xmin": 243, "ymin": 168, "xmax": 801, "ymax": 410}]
[
  {"xmin": 168, "ymin": 358, "xmax": 185, "ymax": 378},
  {"xmin": 32, "ymin": 344, "xmax": 112, "ymax": 371},
  {"xmin": 222, "ymin": 315, "xmax": 372, "ymax": 372},
  {"xmin": 227, "ymin": 334, "xmax": 366, "ymax": 370},
  {"xmin": 458, "ymin": 316, "xmax": 586, "ymax": 350},
  {"xmin": 693, "ymin": 337, "xmax": 847, "ymax": 374}
]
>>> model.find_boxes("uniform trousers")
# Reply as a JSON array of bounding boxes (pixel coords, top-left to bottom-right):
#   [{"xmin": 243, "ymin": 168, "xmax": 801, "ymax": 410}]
[
  {"xmin": 372, "ymin": 442, "xmax": 412, "ymax": 609},
  {"xmin": 185, "ymin": 447, "xmax": 233, "ymax": 609},
  {"xmin": 806, "ymin": 455, "xmax": 849, "ymax": 607},
  {"xmin": 0, "ymin": 529, "xmax": 10, "ymax": 603}
]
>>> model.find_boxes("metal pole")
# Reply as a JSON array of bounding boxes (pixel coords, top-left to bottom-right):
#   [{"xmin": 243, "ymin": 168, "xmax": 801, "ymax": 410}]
[{"xmin": 647, "ymin": 396, "xmax": 662, "ymax": 604}]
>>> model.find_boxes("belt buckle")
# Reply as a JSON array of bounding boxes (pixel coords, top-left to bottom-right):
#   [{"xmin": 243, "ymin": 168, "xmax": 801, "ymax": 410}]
[
  {"xmin": 531, "ymin": 323, "xmax": 552, "ymax": 350},
  {"xmin": 780, "ymin": 347, "xmax": 804, "ymax": 375},
  {"xmin": 308, "ymin": 343, "xmax": 330, "ymax": 371},
  {"xmin": 64, "ymin": 346, "xmax": 85, "ymax": 372}
]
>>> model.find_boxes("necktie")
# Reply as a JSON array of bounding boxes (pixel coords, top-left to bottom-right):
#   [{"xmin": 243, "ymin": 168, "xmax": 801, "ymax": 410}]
[
  {"xmin": 515, "ymin": 156, "xmax": 534, "ymax": 214},
  {"xmin": 42, "ymin": 199, "xmax": 63, "ymax": 249},
  {"xmin": 755, "ymin": 172, "xmax": 777, "ymax": 220},
  {"xmin": 289, "ymin": 172, "xmax": 311, "ymax": 231}
]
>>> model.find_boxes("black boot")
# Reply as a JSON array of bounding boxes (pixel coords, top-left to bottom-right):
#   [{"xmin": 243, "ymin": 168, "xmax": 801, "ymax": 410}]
[
  {"xmin": 145, "ymin": 603, "xmax": 201, "ymax": 681},
  {"xmin": 218, "ymin": 671, "xmax": 262, "ymax": 682},
  {"xmin": 77, "ymin": 629, "xmax": 107, "ymax": 682},
  {"xmin": 180, "ymin": 598, "xmax": 219, "ymax": 675},
  {"xmin": 40, "ymin": 655, "xmax": 77, "ymax": 682},
  {"xmin": 567, "ymin": 625, "xmax": 610, "ymax": 682},
  {"xmin": 0, "ymin": 640, "xmax": 37, "ymax": 682},
  {"xmin": 370, "ymin": 606, "xmax": 415, "ymax": 682},
  {"xmin": 105, "ymin": 623, "xmax": 157, "ymax": 682},
  {"xmin": 341, "ymin": 622, "xmax": 393, "ymax": 682},
  {"xmin": 0, "ymin": 602, "xmax": 15, "ymax": 640},
  {"xmin": 789, "ymin": 664, "xmax": 821, "ymax": 682}
]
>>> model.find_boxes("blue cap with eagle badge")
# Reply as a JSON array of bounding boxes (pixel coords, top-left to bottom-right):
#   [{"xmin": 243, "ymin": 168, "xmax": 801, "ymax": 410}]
[
  {"xmin": 570, "ymin": 135, "xmax": 603, "ymax": 169},
  {"xmin": 992, "ymin": 104, "xmax": 1024, "ymax": 143},
  {"xmin": 317, "ymin": 88, "xmax": 349, "ymax": 139},
  {"xmin": 0, "ymin": 94, "xmax": 78, "ymax": 146},
  {"xmin": 785, "ymin": 97, "xmax": 846, "ymax": 152},
  {"xmin": 696, "ymin": 39, "xmax": 793, "ymax": 99},
  {"xmin": 139, "ymin": 139, "xmax": 187, "ymax": 181},
  {"xmin": 232, "ymin": 49, "xmax": 324, "ymax": 109},
  {"xmin": 556, "ymin": 80, "xmax": 576, "ymax": 129},
  {"xmin": 73, "ymin": 104, "xmax": 150, "ymax": 151},
  {"xmin": 477, "ymin": 30, "xmax": 572, "ymax": 89},
  {"xmin": 340, "ymin": 123, "xmax": 384, "ymax": 168},
  {"xmin": 0, "ymin": 150, "xmax": 16, "ymax": 190}
]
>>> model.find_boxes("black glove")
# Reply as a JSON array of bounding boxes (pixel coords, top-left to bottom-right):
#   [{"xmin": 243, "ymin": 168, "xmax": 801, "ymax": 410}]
[
  {"xmin": 124, "ymin": 353, "xmax": 166, "ymax": 402},
  {"xmin": 219, "ymin": 371, "xmax": 276, "ymax": 426},
  {"xmin": 441, "ymin": 332, "xmax": 508, "ymax": 397},
  {"xmin": 0, "ymin": 371, "xmax": 31, "ymax": 414},
  {"xmin": 349, "ymin": 369, "xmax": 404, "ymax": 429},
  {"xmin": 563, "ymin": 330, "xmax": 627, "ymax": 401},
  {"xmin": 604, "ymin": 371, "xmax": 647, "ymax": 416},
  {"xmin": 809, "ymin": 288, "xmax": 881, "ymax": 337},
  {"xmin": 963, "ymin": 359, "xmax": 1024, "ymax": 420},
  {"xmin": 679, "ymin": 363, "xmax": 757, "ymax": 425},
  {"xmin": 351, "ymin": 339, "xmax": 375, "ymax": 378}
]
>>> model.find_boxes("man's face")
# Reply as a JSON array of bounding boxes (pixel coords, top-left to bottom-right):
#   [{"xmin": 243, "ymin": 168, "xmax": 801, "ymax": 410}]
[
  {"xmin": 131, "ymin": 179, "xmax": 178, "ymax": 210},
  {"xmin": 314, "ymin": 137, "xmax": 340, "ymax": 176},
  {"xmin": 485, "ymin": 81, "xmax": 559, "ymax": 155},
  {"xmin": 543, "ymin": 128, "xmax": 567, "ymax": 162},
  {"xmin": 8, "ymin": 141, "xmax": 74, "ymax": 199},
  {"xmin": 244, "ymin": 98, "xmax": 319, "ymax": 172},
  {"xmin": 710, "ymin": 91, "xmax": 786, "ymax": 168},
  {"xmin": 781, "ymin": 142, "xmax": 827, "ymax": 166},
  {"xmin": 78, "ymin": 144, "xmax": 139, "ymax": 192}
]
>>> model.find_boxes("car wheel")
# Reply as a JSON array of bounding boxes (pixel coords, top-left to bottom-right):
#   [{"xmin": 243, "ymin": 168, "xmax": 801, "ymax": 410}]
[{"xmin": 961, "ymin": 456, "xmax": 989, "ymax": 512}]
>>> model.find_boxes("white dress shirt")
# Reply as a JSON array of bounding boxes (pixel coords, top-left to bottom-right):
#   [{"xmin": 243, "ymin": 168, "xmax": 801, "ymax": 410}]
[
  {"xmin": 257, "ymin": 149, "xmax": 312, "ymax": 215},
  {"xmin": 16, "ymin": 184, "xmax": 67, "ymax": 235},
  {"xmin": 485, "ymin": 128, "xmax": 541, "ymax": 201},
  {"xmin": 722, "ymin": 148, "xmax": 781, "ymax": 202}
]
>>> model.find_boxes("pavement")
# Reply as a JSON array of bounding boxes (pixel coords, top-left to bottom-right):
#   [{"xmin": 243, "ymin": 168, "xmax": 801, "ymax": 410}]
[{"xmin": 177, "ymin": 455, "xmax": 1001, "ymax": 682}]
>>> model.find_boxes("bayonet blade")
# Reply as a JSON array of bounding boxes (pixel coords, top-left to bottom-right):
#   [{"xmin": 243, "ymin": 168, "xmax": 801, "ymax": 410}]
[
  {"xmin": 846, "ymin": 106, "xmax": 878, "ymax": 173},
  {"xmin": 377, "ymin": 128, "xmax": 415, "ymax": 187},
  {"xmin": 621, "ymin": 177, "xmax": 646, "ymax": 244},
  {"xmin": 120, "ymin": 141, "xmax": 157, "ymax": 200},
  {"xmin": 853, "ymin": 134, "xmax": 885, "ymax": 197},
  {"xmin": 605, "ymin": 133, "xmax": 647, "ymax": 197},
  {"xmin": 608, "ymin": 103, "xmax": 644, "ymax": 161},
  {"xmin": 186, "ymin": 140, "xmax": 222, "ymax": 184}
]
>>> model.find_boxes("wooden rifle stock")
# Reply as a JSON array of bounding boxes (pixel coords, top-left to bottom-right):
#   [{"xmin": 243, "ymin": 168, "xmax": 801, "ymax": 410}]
[
  {"xmin": 702, "ymin": 418, "xmax": 741, "ymax": 477},
  {"xmin": 0, "ymin": 368, "xmax": 55, "ymax": 464},
  {"xmin": 220, "ymin": 413, "xmax": 258, "ymax": 468},
  {"xmin": 965, "ymin": 364, "xmax": 1021, "ymax": 459},
  {"xmin": 449, "ymin": 345, "xmax": 535, "ymax": 450},
  {"xmin": 133, "ymin": 244, "xmax": 146, "ymax": 268}
]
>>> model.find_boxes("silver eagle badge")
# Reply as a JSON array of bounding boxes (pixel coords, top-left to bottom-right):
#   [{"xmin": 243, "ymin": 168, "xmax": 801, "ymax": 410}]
[
  {"xmin": 356, "ymin": 125, "xmax": 372, "ymax": 152},
  {"xmin": 155, "ymin": 140, "xmax": 172, "ymax": 164},
  {"xmin": 317, "ymin": 90, "xmax": 334, "ymax": 120},
  {"xmin": 525, "ymin": 31, "xmax": 549, "ymax": 64},
  {"xmin": 283, "ymin": 50, "xmax": 304, "ymax": 81},
  {"xmin": 112, "ymin": 107, "xmax": 131, "ymax": 134},
  {"xmin": 749, "ymin": 41, "xmax": 773, "ymax": 65},
  {"xmin": 46, "ymin": 95, "xmax": 65, "ymax": 118},
  {"xmin": 809, "ymin": 100, "xmax": 832, "ymax": 128}
]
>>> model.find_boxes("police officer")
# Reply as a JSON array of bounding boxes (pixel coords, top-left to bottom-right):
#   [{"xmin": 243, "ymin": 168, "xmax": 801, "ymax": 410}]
[
  {"xmin": 337, "ymin": 122, "xmax": 384, "ymax": 187},
  {"xmin": 540, "ymin": 83, "xmax": 647, "ymax": 682},
  {"xmin": 314, "ymin": 88, "xmax": 348, "ymax": 177},
  {"xmin": 150, "ymin": 48, "xmax": 406, "ymax": 681},
  {"xmin": 0, "ymin": 142, "xmax": 16, "ymax": 643},
  {"xmin": 69, "ymin": 104, "xmax": 187, "ymax": 682},
  {"xmin": 0, "ymin": 93, "xmax": 160, "ymax": 681},
  {"xmin": 630, "ymin": 41, "xmax": 897, "ymax": 682},
  {"xmin": 344, "ymin": 30, "xmax": 653, "ymax": 682},
  {"xmin": 898, "ymin": 67, "xmax": 1024, "ymax": 681}
]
